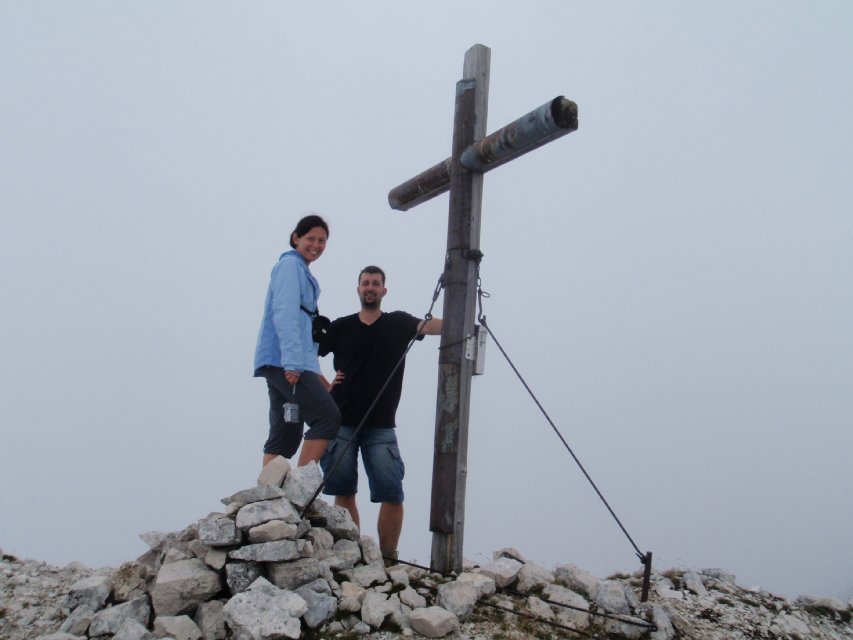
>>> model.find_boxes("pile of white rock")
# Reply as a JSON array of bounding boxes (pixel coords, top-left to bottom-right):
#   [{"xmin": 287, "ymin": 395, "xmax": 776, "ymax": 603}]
[{"xmin": 10, "ymin": 455, "xmax": 851, "ymax": 640}]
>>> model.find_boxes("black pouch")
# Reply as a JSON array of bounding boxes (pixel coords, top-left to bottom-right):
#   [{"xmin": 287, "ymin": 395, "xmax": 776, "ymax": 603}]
[
  {"xmin": 312, "ymin": 314, "xmax": 330, "ymax": 342},
  {"xmin": 301, "ymin": 304, "xmax": 330, "ymax": 343}
]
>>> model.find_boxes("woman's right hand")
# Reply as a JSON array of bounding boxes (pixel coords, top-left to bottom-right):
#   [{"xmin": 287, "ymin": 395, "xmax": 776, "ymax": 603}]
[{"xmin": 284, "ymin": 370, "xmax": 301, "ymax": 385}]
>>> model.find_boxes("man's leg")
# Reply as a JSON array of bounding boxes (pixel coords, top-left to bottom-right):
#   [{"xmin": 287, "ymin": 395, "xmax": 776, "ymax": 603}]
[
  {"xmin": 335, "ymin": 495, "xmax": 360, "ymax": 530},
  {"xmin": 361, "ymin": 429, "xmax": 405, "ymax": 562},
  {"xmin": 378, "ymin": 502, "xmax": 403, "ymax": 559},
  {"xmin": 319, "ymin": 426, "xmax": 361, "ymax": 525}
]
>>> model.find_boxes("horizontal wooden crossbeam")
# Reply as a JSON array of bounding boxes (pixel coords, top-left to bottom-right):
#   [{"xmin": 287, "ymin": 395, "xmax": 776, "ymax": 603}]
[{"xmin": 388, "ymin": 96, "xmax": 578, "ymax": 211}]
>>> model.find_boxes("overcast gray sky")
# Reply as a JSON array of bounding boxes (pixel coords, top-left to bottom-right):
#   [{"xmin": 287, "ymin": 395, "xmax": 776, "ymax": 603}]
[{"xmin": 1, "ymin": 2, "xmax": 851, "ymax": 601}]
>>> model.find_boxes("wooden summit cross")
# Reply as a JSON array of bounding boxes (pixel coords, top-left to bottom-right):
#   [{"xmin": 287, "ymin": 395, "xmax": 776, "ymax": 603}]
[{"xmin": 387, "ymin": 44, "xmax": 579, "ymax": 574}]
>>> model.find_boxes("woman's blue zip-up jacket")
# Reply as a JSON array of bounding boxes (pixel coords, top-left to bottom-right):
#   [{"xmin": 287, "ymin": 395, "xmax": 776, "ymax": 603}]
[{"xmin": 253, "ymin": 250, "xmax": 322, "ymax": 376}]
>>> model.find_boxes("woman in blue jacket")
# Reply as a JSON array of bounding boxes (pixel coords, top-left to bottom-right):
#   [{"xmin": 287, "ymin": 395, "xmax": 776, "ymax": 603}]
[{"xmin": 254, "ymin": 214, "xmax": 341, "ymax": 467}]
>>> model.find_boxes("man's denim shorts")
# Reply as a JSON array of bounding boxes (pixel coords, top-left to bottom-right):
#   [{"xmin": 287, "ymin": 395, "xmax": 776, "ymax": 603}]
[{"xmin": 320, "ymin": 426, "xmax": 405, "ymax": 503}]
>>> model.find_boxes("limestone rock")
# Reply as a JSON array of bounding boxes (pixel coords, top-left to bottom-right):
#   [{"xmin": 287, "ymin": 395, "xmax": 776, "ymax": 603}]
[
  {"xmin": 517, "ymin": 561, "xmax": 554, "ymax": 592},
  {"xmin": 235, "ymin": 498, "xmax": 300, "ymax": 530},
  {"xmin": 313, "ymin": 501, "xmax": 360, "ymax": 541},
  {"xmin": 456, "ymin": 572, "xmax": 496, "ymax": 598},
  {"xmin": 112, "ymin": 561, "xmax": 151, "ymax": 603},
  {"xmin": 474, "ymin": 556, "xmax": 522, "ymax": 588},
  {"xmin": 361, "ymin": 590, "xmax": 392, "ymax": 628},
  {"xmin": 193, "ymin": 600, "xmax": 227, "ymax": 640},
  {"xmin": 227, "ymin": 539, "xmax": 300, "ymax": 563},
  {"xmin": 112, "ymin": 618, "xmax": 155, "ymax": 640},
  {"xmin": 66, "ymin": 575, "xmax": 113, "ymax": 610},
  {"xmin": 256, "ymin": 456, "xmax": 291, "ymax": 487},
  {"xmin": 436, "ymin": 580, "xmax": 478, "ymax": 621},
  {"xmin": 247, "ymin": 520, "xmax": 298, "ymax": 543},
  {"xmin": 222, "ymin": 578, "xmax": 306, "ymax": 640},
  {"xmin": 553, "ymin": 562, "xmax": 599, "ymax": 598},
  {"xmin": 153, "ymin": 615, "xmax": 203, "ymax": 640},
  {"xmin": 221, "ymin": 484, "xmax": 287, "ymax": 506},
  {"xmin": 282, "ymin": 461, "xmax": 323, "ymax": 508},
  {"xmin": 150, "ymin": 558, "xmax": 221, "ymax": 616},
  {"xmin": 197, "ymin": 513, "xmax": 241, "ymax": 547},
  {"xmin": 267, "ymin": 557, "xmax": 321, "ymax": 591},
  {"xmin": 409, "ymin": 606, "xmax": 459, "ymax": 638},
  {"xmin": 225, "ymin": 562, "xmax": 263, "ymax": 595},
  {"xmin": 88, "ymin": 595, "xmax": 151, "ymax": 637}
]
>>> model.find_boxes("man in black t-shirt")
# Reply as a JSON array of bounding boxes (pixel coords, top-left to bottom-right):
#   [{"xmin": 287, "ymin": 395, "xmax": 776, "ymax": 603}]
[{"xmin": 318, "ymin": 265, "xmax": 441, "ymax": 563}]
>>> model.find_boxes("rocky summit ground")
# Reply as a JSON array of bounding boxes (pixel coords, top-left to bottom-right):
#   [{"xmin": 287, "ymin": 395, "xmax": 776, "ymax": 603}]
[
  {"xmin": 2, "ymin": 460, "xmax": 852, "ymax": 640},
  {"xmin": 4, "ymin": 544, "xmax": 852, "ymax": 640}
]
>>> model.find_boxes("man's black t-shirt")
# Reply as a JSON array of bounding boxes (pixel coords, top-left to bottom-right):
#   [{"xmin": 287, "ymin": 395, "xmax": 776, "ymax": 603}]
[{"xmin": 318, "ymin": 311, "xmax": 422, "ymax": 429}]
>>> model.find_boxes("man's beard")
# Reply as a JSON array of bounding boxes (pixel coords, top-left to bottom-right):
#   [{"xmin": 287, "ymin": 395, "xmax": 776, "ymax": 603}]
[{"xmin": 360, "ymin": 295, "xmax": 381, "ymax": 310}]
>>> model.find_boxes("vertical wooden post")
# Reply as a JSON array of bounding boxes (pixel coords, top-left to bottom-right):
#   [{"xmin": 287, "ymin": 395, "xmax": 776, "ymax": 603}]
[{"xmin": 430, "ymin": 44, "xmax": 490, "ymax": 574}]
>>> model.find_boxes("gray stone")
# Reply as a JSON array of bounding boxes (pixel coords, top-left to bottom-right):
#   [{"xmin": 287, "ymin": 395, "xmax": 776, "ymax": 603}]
[
  {"xmin": 359, "ymin": 536, "xmax": 383, "ymax": 565},
  {"xmin": 388, "ymin": 567, "xmax": 409, "ymax": 587},
  {"xmin": 436, "ymin": 580, "xmax": 478, "ymax": 621},
  {"xmin": 638, "ymin": 603, "xmax": 676, "ymax": 640},
  {"xmin": 325, "ymin": 539, "xmax": 361, "ymax": 570},
  {"xmin": 313, "ymin": 501, "xmax": 360, "ymax": 541},
  {"xmin": 187, "ymin": 539, "xmax": 211, "ymax": 559},
  {"xmin": 553, "ymin": 563, "xmax": 599, "ymax": 599},
  {"xmin": 682, "ymin": 570, "xmax": 708, "ymax": 596},
  {"xmin": 248, "ymin": 520, "xmax": 298, "ymax": 543},
  {"xmin": 112, "ymin": 562, "xmax": 151, "ymax": 603},
  {"xmin": 338, "ymin": 581, "xmax": 367, "ymax": 612},
  {"xmin": 399, "ymin": 586, "xmax": 427, "ymax": 610},
  {"xmin": 139, "ymin": 531, "xmax": 173, "ymax": 551},
  {"xmin": 151, "ymin": 559, "xmax": 221, "ymax": 616},
  {"xmin": 228, "ymin": 540, "xmax": 300, "ymax": 562},
  {"xmin": 59, "ymin": 605, "xmax": 95, "ymax": 635},
  {"xmin": 67, "ymin": 574, "xmax": 113, "ymax": 610},
  {"xmin": 89, "ymin": 595, "xmax": 151, "ymax": 637},
  {"xmin": 349, "ymin": 561, "xmax": 388, "ymax": 588},
  {"xmin": 163, "ymin": 548, "xmax": 193, "ymax": 564},
  {"xmin": 197, "ymin": 513, "xmax": 242, "ymax": 547},
  {"xmin": 203, "ymin": 549, "xmax": 227, "ymax": 571},
  {"xmin": 474, "ymin": 557, "xmax": 522, "ymax": 588},
  {"xmin": 282, "ymin": 461, "xmax": 323, "ymax": 508},
  {"xmin": 222, "ymin": 578, "xmax": 307, "ymax": 640},
  {"xmin": 235, "ymin": 498, "xmax": 300, "ymax": 530},
  {"xmin": 221, "ymin": 484, "xmax": 287, "ymax": 506},
  {"xmin": 527, "ymin": 596, "xmax": 554, "ymax": 621},
  {"xmin": 267, "ymin": 557, "xmax": 321, "ymax": 591},
  {"xmin": 305, "ymin": 527, "xmax": 334, "ymax": 553},
  {"xmin": 153, "ymin": 615, "xmax": 203, "ymax": 640},
  {"xmin": 492, "ymin": 547, "xmax": 529, "ymax": 563},
  {"xmin": 225, "ymin": 562, "xmax": 263, "ymax": 595},
  {"xmin": 387, "ymin": 594, "xmax": 411, "ymax": 632},
  {"xmin": 256, "ymin": 455, "xmax": 291, "ymax": 487},
  {"xmin": 516, "ymin": 562, "xmax": 554, "ymax": 592},
  {"xmin": 456, "ymin": 572, "xmax": 495, "ymax": 598},
  {"xmin": 193, "ymin": 600, "xmax": 227, "ymax": 640},
  {"xmin": 112, "ymin": 619, "xmax": 155, "ymax": 640},
  {"xmin": 295, "ymin": 585, "xmax": 337, "ymax": 629},
  {"xmin": 593, "ymin": 580, "xmax": 633, "ymax": 615},
  {"xmin": 361, "ymin": 590, "xmax": 392, "ymax": 629},
  {"xmin": 297, "ymin": 539, "xmax": 313, "ymax": 558},
  {"xmin": 408, "ymin": 606, "xmax": 459, "ymax": 638},
  {"xmin": 542, "ymin": 583, "xmax": 590, "ymax": 630}
]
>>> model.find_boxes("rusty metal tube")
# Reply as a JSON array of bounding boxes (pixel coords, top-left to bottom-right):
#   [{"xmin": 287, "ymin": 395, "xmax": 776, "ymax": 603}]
[
  {"xmin": 460, "ymin": 96, "xmax": 578, "ymax": 172},
  {"xmin": 388, "ymin": 96, "xmax": 577, "ymax": 211}
]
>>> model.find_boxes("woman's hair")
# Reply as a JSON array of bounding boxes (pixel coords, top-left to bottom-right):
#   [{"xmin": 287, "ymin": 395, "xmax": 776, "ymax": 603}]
[{"xmin": 290, "ymin": 214, "xmax": 330, "ymax": 248}]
